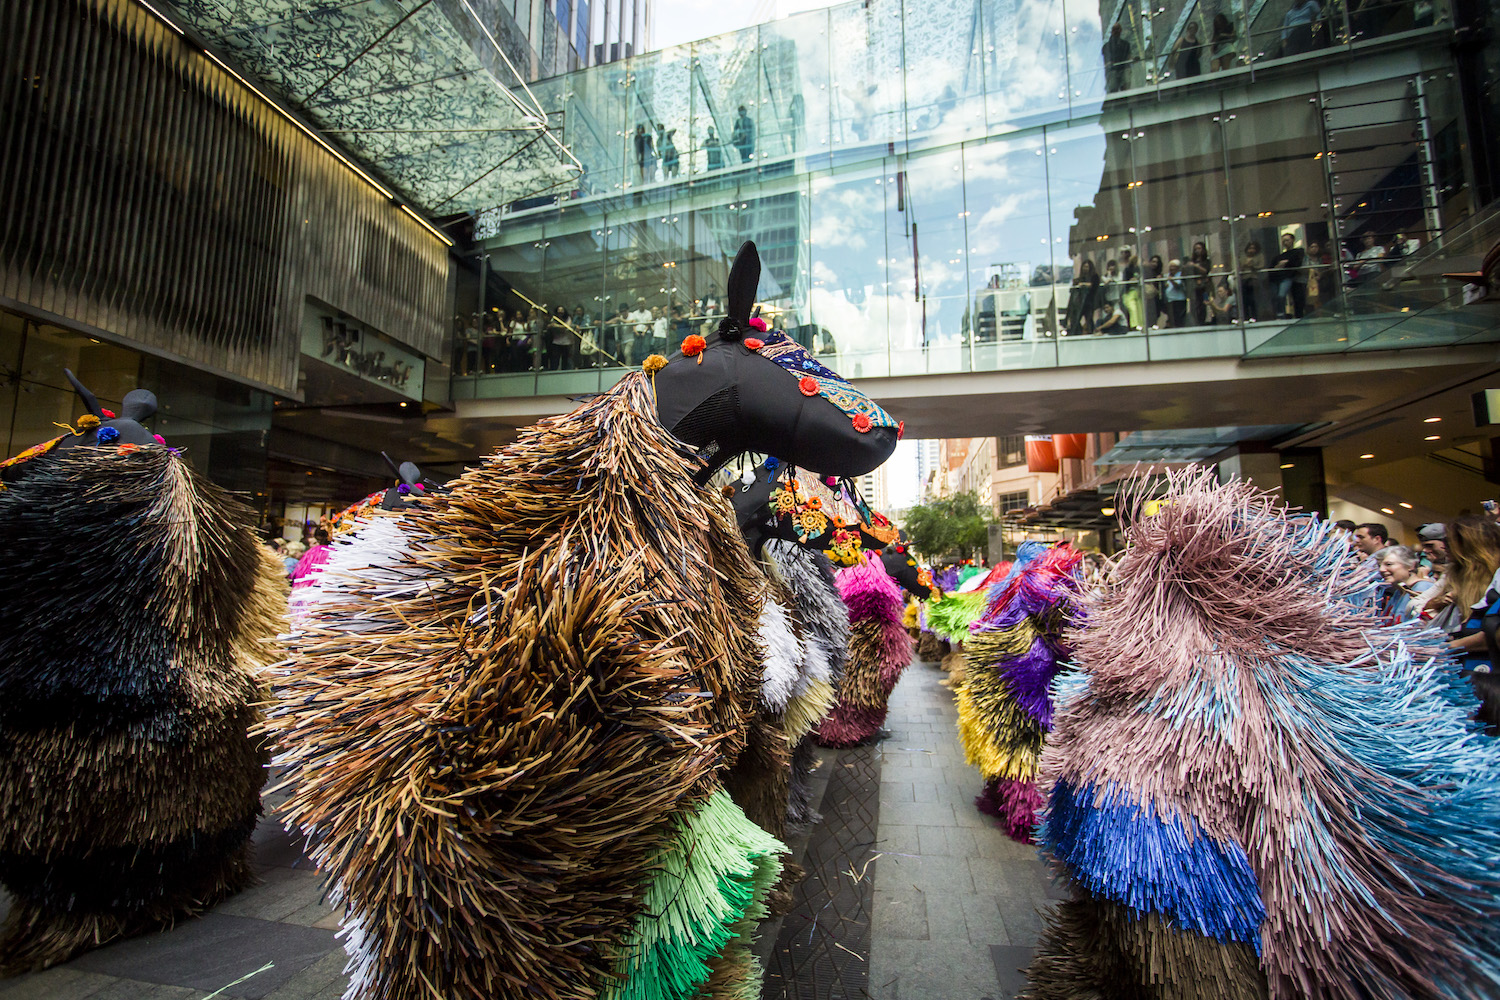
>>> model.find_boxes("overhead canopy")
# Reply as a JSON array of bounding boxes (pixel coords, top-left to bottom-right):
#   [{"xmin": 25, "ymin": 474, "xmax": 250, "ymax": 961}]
[
  {"xmin": 159, "ymin": 0, "xmax": 580, "ymax": 215},
  {"xmin": 1092, "ymin": 426, "xmax": 1305, "ymax": 467}
]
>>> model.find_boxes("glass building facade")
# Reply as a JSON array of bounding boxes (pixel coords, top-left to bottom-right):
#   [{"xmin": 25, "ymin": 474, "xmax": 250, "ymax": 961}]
[{"xmin": 456, "ymin": 0, "xmax": 1490, "ymax": 400}]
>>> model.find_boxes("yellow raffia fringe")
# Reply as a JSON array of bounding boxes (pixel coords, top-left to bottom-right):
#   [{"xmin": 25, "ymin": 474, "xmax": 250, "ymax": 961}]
[{"xmin": 781, "ymin": 677, "xmax": 836, "ymax": 744}]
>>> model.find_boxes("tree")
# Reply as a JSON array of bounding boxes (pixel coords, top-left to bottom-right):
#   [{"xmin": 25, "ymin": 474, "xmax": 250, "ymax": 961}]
[{"xmin": 902, "ymin": 491, "xmax": 995, "ymax": 562}]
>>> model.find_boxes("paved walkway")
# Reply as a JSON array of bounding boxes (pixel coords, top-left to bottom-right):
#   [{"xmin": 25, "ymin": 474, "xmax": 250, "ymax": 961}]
[
  {"xmin": 869, "ymin": 660, "xmax": 1055, "ymax": 1000},
  {"xmin": 0, "ymin": 659, "xmax": 1054, "ymax": 1000}
]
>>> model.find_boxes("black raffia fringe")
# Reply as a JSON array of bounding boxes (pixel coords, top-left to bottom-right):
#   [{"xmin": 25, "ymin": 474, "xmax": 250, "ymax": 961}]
[{"xmin": 0, "ymin": 446, "xmax": 282, "ymax": 974}]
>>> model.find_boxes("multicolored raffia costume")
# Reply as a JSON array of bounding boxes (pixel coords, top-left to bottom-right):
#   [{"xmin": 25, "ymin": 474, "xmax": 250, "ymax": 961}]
[
  {"xmin": 268, "ymin": 374, "xmax": 786, "ymax": 1000},
  {"xmin": 816, "ymin": 550, "xmax": 914, "ymax": 747},
  {"xmin": 762, "ymin": 539, "xmax": 849, "ymax": 825},
  {"xmin": 956, "ymin": 542, "xmax": 1082, "ymax": 843},
  {"xmin": 1023, "ymin": 469, "xmax": 1500, "ymax": 1000},
  {"xmin": 0, "ymin": 444, "xmax": 283, "ymax": 972}
]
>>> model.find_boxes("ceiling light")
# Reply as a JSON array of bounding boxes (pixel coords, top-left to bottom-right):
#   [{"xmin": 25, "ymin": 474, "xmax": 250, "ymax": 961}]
[
  {"xmin": 1280, "ymin": 463, "xmax": 1294, "ymax": 469},
  {"xmin": 1381, "ymin": 508, "xmax": 1395, "ymax": 515},
  {"xmin": 1423, "ymin": 416, "xmax": 1442, "ymax": 423},
  {"xmin": 1360, "ymin": 453, "xmax": 1375, "ymax": 459},
  {"xmin": 1399, "ymin": 502, "xmax": 1413, "ymax": 509},
  {"xmin": 1425, "ymin": 435, "xmax": 1441, "ymax": 441},
  {"xmin": 399, "ymin": 401, "xmax": 408, "ymax": 408},
  {"xmin": 1100, "ymin": 507, "xmax": 1116, "ymax": 516}
]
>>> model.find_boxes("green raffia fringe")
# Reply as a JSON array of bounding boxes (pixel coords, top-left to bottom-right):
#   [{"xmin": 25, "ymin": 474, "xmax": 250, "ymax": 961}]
[
  {"xmin": 607, "ymin": 789, "xmax": 787, "ymax": 1000},
  {"xmin": 925, "ymin": 591, "xmax": 987, "ymax": 643}
]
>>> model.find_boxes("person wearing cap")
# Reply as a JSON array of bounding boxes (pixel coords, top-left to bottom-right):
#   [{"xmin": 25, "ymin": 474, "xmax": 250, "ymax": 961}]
[{"xmin": 1418, "ymin": 522, "xmax": 1448, "ymax": 578}]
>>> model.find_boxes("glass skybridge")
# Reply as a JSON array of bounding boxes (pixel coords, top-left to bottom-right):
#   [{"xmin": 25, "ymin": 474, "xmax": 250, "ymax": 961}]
[{"xmin": 452, "ymin": 0, "xmax": 1471, "ymax": 399}]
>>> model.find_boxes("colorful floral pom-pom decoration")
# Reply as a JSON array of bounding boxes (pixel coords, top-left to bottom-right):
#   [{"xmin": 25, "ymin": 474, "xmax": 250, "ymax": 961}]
[
  {"xmin": 747, "ymin": 317, "xmax": 768, "ymax": 332},
  {"xmin": 100, "ymin": 408, "xmax": 116, "ymax": 419},
  {"xmin": 852, "ymin": 413, "xmax": 873, "ymax": 434},
  {"xmin": 95, "ymin": 427, "xmax": 119, "ymax": 444},
  {"xmin": 799, "ymin": 376, "xmax": 819, "ymax": 397},
  {"xmin": 744, "ymin": 338, "xmax": 764, "ymax": 351},
  {"xmin": 76, "ymin": 414, "xmax": 100, "ymax": 430},
  {"xmin": 152, "ymin": 434, "xmax": 166, "ymax": 445},
  {"xmin": 642, "ymin": 354, "xmax": 668, "ymax": 374},
  {"xmin": 898, "ymin": 420, "xmax": 906, "ymax": 440},
  {"xmin": 681, "ymin": 335, "xmax": 707, "ymax": 364}
]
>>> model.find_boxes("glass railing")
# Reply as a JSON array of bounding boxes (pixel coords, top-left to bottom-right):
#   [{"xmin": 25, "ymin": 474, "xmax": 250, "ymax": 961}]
[
  {"xmin": 454, "ymin": 0, "xmax": 1469, "ymax": 397},
  {"xmin": 485, "ymin": 0, "xmax": 1452, "ymax": 223},
  {"xmin": 1245, "ymin": 203, "xmax": 1500, "ymax": 356}
]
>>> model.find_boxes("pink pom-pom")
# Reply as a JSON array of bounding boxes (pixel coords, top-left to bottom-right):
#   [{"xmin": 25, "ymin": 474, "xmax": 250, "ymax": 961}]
[
  {"xmin": 153, "ymin": 434, "xmax": 166, "ymax": 445},
  {"xmin": 747, "ymin": 316, "xmax": 768, "ymax": 332}
]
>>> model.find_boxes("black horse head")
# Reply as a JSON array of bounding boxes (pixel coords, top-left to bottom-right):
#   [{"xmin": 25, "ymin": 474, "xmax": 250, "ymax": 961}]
[
  {"xmin": 652, "ymin": 242, "xmax": 900, "ymax": 481},
  {"xmin": 1, "ymin": 370, "xmax": 160, "ymax": 485},
  {"xmin": 882, "ymin": 545, "xmax": 935, "ymax": 599},
  {"xmin": 379, "ymin": 452, "xmax": 432, "ymax": 510}
]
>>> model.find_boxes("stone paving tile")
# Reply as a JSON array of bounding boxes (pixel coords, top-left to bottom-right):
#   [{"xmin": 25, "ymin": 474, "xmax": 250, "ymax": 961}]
[
  {"xmin": 67, "ymin": 914, "xmax": 338, "ymax": 1000},
  {"xmin": 992, "ymin": 944, "xmax": 1038, "ymax": 998},
  {"xmin": 872, "ymin": 888, "xmax": 929, "ymax": 941},
  {"xmin": 0, "ymin": 968, "xmax": 120, "ymax": 1000}
]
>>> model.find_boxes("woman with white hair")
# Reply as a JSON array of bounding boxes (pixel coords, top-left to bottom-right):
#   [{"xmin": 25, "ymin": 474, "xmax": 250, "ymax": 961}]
[{"xmin": 1377, "ymin": 544, "xmax": 1434, "ymax": 621}]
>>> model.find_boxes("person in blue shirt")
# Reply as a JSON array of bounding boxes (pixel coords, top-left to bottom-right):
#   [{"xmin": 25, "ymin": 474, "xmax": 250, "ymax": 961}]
[
  {"xmin": 1375, "ymin": 545, "xmax": 1434, "ymax": 622},
  {"xmin": 1282, "ymin": 0, "xmax": 1321, "ymax": 55}
]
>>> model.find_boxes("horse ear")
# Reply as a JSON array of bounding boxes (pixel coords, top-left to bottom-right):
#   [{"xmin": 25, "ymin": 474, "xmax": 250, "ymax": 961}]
[
  {"xmin": 726, "ymin": 241, "xmax": 760, "ymax": 326},
  {"xmin": 120, "ymin": 389, "xmax": 157, "ymax": 422},
  {"xmin": 64, "ymin": 369, "xmax": 103, "ymax": 418}
]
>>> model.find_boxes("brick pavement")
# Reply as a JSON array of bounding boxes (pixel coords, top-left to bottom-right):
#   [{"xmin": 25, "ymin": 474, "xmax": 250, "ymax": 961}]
[{"xmin": 0, "ymin": 657, "xmax": 1055, "ymax": 1000}]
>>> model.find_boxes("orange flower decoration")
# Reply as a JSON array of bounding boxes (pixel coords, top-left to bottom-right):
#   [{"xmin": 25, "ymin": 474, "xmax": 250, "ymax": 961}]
[
  {"xmin": 798, "ymin": 376, "xmax": 819, "ymax": 396},
  {"xmin": 744, "ymin": 337, "xmax": 764, "ymax": 351},
  {"xmin": 681, "ymin": 335, "xmax": 707, "ymax": 364},
  {"xmin": 852, "ymin": 413, "xmax": 872, "ymax": 433}
]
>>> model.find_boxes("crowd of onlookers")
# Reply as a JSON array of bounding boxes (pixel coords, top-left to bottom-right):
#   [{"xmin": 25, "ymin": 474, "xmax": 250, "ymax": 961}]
[
  {"xmin": 454, "ymin": 299, "xmax": 749, "ymax": 375},
  {"xmin": 1350, "ymin": 514, "xmax": 1500, "ymax": 726},
  {"xmin": 1055, "ymin": 232, "xmax": 1417, "ymax": 336},
  {"xmin": 1102, "ymin": 0, "xmax": 1439, "ymax": 92}
]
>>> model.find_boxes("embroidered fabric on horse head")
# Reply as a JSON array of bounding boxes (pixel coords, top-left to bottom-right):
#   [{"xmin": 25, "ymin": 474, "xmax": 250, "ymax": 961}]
[{"xmin": 758, "ymin": 333, "xmax": 898, "ymax": 431}]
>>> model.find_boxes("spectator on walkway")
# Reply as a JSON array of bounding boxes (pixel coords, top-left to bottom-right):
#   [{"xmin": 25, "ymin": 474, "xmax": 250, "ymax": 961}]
[
  {"xmin": 731, "ymin": 106, "xmax": 756, "ymax": 164},
  {"xmin": 1210, "ymin": 12, "xmax": 1239, "ymax": 70},
  {"xmin": 1239, "ymin": 240, "xmax": 1269, "ymax": 321},
  {"xmin": 705, "ymin": 126, "xmax": 725, "ymax": 171},
  {"xmin": 627, "ymin": 301, "xmax": 653, "ymax": 364},
  {"xmin": 1354, "ymin": 233, "xmax": 1387, "ymax": 283},
  {"xmin": 1281, "ymin": 0, "xmax": 1322, "ymax": 55},
  {"xmin": 661, "ymin": 128, "xmax": 680, "ymax": 177},
  {"xmin": 1272, "ymin": 232, "xmax": 1308, "ymax": 318},
  {"xmin": 651, "ymin": 306, "xmax": 670, "ymax": 355},
  {"xmin": 1307, "ymin": 240, "xmax": 1337, "ymax": 313},
  {"xmin": 634, "ymin": 124, "xmax": 656, "ymax": 183},
  {"xmin": 1208, "ymin": 279, "xmax": 1238, "ymax": 324},
  {"xmin": 1145, "ymin": 254, "xmax": 1165, "ymax": 328},
  {"xmin": 1188, "ymin": 241, "xmax": 1213, "ymax": 325},
  {"xmin": 546, "ymin": 305, "xmax": 574, "ymax": 370},
  {"xmin": 1174, "ymin": 20, "xmax": 1204, "ymax": 79},
  {"xmin": 1165, "ymin": 258, "xmax": 1188, "ymax": 327},
  {"xmin": 526, "ymin": 306, "xmax": 548, "ymax": 369},
  {"xmin": 1376, "ymin": 545, "xmax": 1434, "ymax": 621},
  {"xmin": 1354, "ymin": 521, "xmax": 1389, "ymax": 558},
  {"xmin": 1103, "ymin": 23, "xmax": 1136, "ymax": 91},
  {"xmin": 1063, "ymin": 259, "xmax": 1101, "ymax": 335},
  {"xmin": 1100, "ymin": 258, "xmax": 1123, "ymax": 323},
  {"xmin": 1122, "ymin": 250, "xmax": 1144, "ymax": 329}
]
